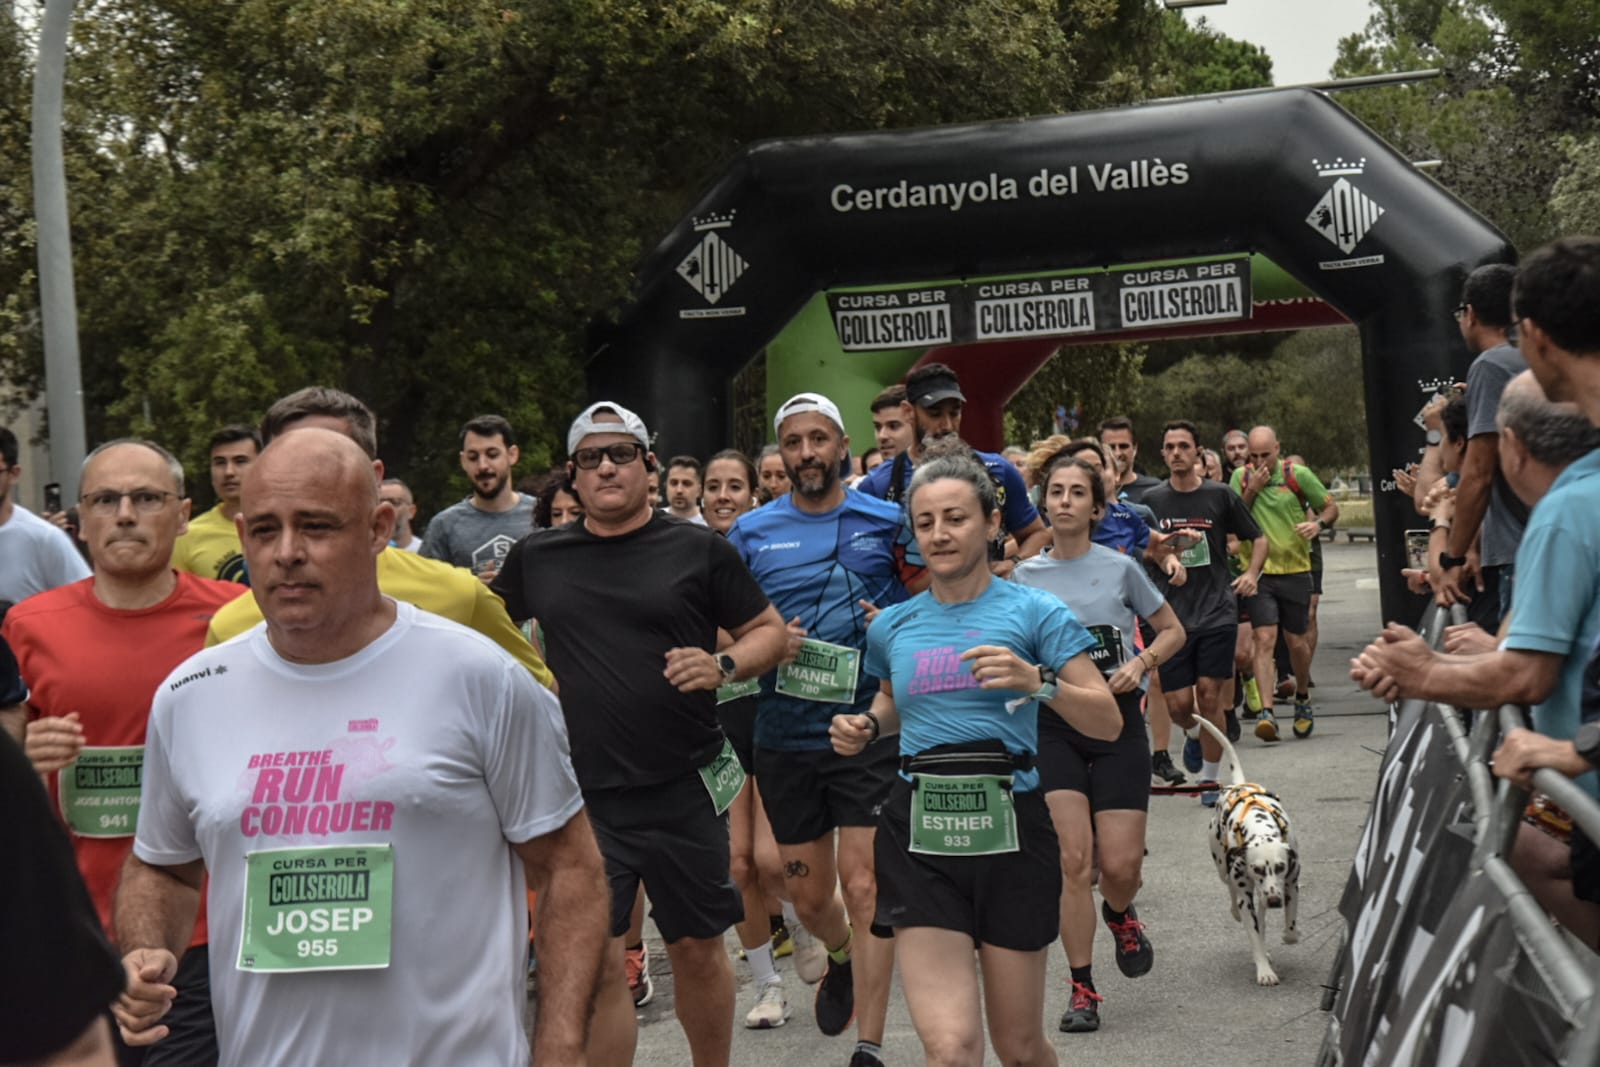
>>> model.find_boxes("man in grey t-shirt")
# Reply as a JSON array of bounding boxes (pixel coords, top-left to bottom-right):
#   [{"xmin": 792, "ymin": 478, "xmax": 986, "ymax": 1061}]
[
  {"xmin": 420, "ymin": 414, "xmax": 536, "ymax": 583},
  {"xmin": 1435, "ymin": 264, "xmax": 1526, "ymax": 631}
]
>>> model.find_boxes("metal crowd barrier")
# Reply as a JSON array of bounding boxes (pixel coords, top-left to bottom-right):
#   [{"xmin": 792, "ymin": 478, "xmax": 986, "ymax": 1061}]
[{"xmin": 1320, "ymin": 603, "xmax": 1600, "ymax": 1065}]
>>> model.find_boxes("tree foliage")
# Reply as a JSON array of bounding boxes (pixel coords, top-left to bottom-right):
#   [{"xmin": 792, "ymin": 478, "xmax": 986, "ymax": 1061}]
[{"xmin": 0, "ymin": 0, "xmax": 1281, "ymax": 511}]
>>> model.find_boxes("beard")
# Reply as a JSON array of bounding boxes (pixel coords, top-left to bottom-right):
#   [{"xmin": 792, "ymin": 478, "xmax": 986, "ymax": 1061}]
[
  {"xmin": 473, "ymin": 472, "xmax": 508, "ymax": 501},
  {"xmin": 788, "ymin": 461, "xmax": 836, "ymax": 499}
]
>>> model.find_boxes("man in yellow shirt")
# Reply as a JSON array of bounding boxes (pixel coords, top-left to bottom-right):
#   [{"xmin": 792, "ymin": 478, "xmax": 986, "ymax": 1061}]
[
  {"xmin": 204, "ymin": 387, "xmax": 555, "ymax": 691},
  {"xmin": 171, "ymin": 426, "xmax": 259, "ymax": 584}
]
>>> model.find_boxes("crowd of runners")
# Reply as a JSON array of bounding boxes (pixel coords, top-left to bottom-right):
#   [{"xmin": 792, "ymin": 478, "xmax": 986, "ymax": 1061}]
[{"xmin": 6, "ymin": 236, "xmax": 1600, "ymax": 1067}]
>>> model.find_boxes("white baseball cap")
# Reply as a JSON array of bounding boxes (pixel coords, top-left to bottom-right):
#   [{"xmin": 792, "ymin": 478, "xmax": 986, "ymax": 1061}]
[
  {"xmin": 774, "ymin": 392, "xmax": 846, "ymax": 437},
  {"xmin": 567, "ymin": 401, "xmax": 651, "ymax": 455}
]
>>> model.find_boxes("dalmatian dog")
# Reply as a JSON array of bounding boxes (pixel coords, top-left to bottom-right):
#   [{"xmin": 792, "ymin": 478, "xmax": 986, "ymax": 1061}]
[{"xmin": 1193, "ymin": 715, "xmax": 1301, "ymax": 986}]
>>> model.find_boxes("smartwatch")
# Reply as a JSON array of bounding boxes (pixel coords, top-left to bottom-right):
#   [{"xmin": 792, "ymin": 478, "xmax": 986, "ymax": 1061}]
[
  {"xmin": 716, "ymin": 653, "xmax": 738, "ymax": 684},
  {"xmin": 1438, "ymin": 551, "xmax": 1468, "ymax": 571},
  {"xmin": 1575, "ymin": 721, "xmax": 1600, "ymax": 769},
  {"xmin": 1426, "ymin": 429, "xmax": 1442, "ymax": 446},
  {"xmin": 1031, "ymin": 665, "xmax": 1059, "ymax": 702}
]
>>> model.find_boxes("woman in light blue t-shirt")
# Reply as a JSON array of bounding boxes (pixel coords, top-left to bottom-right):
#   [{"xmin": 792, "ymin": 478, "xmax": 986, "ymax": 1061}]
[{"xmin": 831, "ymin": 450, "xmax": 1119, "ymax": 1067}]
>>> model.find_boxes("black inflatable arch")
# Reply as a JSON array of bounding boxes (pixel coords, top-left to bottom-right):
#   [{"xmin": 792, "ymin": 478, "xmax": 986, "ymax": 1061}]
[{"xmin": 589, "ymin": 89, "xmax": 1513, "ymax": 623}]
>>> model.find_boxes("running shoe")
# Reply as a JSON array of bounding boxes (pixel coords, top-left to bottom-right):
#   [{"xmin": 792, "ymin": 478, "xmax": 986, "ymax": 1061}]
[
  {"xmin": 1197, "ymin": 779, "xmax": 1220, "ymax": 807},
  {"xmin": 1103, "ymin": 901, "xmax": 1154, "ymax": 978},
  {"xmin": 814, "ymin": 956, "xmax": 856, "ymax": 1036},
  {"xmin": 1059, "ymin": 980, "xmax": 1102, "ymax": 1033},
  {"xmin": 625, "ymin": 944, "xmax": 653, "ymax": 1007},
  {"xmin": 744, "ymin": 979, "xmax": 790, "ymax": 1029},
  {"xmin": 771, "ymin": 921, "xmax": 794, "ymax": 959},
  {"xmin": 848, "ymin": 1050, "xmax": 886, "ymax": 1067},
  {"xmin": 1182, "ymin": 735, "xmax": 1203, "ymax": 774},
  {"xmin": 1225, "ymin": 707, "xmax": 1241, "ymax": 743},
  {"xmin": 1293, "ymin": 699, "xmax": 1315, "ymax": 739},
  {"xmin": 1150, "ymin": 750, "xmax": 1186, "ymax": 786},
  {"xmin": 1255, "ymin": 708, "xmax": 1280, "ymax": 743},
  {"xmin": 1242, "ymin": 675, "xmax": 1263, "ymax": 718},
  {"xmin": 790, "ymin": 920, "xmax": 829, "ymax": 984}
]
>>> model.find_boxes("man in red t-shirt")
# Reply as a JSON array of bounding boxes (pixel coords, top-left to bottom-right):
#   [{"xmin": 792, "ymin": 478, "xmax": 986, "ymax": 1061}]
[{"xmin": 4, "ymin": 439, "xmax": 237, "ymax": 1066}]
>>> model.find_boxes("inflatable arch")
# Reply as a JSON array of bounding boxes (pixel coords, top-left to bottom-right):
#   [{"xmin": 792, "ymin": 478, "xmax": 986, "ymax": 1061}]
[{"xmin": 587, "ymin": 89, "xmax": 1513, "ymax": 622}]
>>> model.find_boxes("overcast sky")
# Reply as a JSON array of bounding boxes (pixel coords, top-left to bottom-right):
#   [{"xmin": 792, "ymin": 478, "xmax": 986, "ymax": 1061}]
[{"xmin": 1183, "ymin": 0, "xmax": 1377, "ymax": 86}]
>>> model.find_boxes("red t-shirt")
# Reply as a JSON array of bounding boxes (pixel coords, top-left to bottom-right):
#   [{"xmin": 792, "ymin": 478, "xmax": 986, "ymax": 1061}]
[{"xmin": 3, "ymin": 572, "xmax": 239, "ymax": 945}]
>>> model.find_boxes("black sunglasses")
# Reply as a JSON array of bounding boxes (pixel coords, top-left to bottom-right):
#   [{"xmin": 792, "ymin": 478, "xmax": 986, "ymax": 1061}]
[{"xmin": 572, "ymin": 443, "xmax": 644, "ymax": 469}]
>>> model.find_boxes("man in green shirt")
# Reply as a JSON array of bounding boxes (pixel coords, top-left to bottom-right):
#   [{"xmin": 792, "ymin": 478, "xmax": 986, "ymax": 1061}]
[{"xmin": 1229, "ymin": 426, "xmax": 1339, "ymax": 741}]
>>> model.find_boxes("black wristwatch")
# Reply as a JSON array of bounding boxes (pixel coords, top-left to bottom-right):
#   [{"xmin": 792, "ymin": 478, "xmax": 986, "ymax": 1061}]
[
  {"xmin": 716, "ymin": 653, "xmax": 738, "ymax": 684},
  {"xmin": 861, "ymin": 709, "xmax": 882, "ymax": 743},
  {"xmin": 1576, "ymin": 721, "xmax": 1600, "ymax": 768},
  {"xmin": 1438, "ymin": 551, "xmax": 1468, "ymax": 571}
]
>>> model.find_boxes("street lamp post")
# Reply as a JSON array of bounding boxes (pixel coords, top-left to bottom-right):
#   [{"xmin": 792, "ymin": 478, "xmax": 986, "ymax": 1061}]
[{"xmin": 30, "ymin": 0, "xmax": 86, "ymax": 502}]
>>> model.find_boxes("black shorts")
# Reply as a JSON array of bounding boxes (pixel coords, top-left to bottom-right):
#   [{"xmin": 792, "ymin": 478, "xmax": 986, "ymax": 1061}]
[
  {"xmin": 112, "ymin": 944, "xmax": 215, "ymax": 1067},
  {"xmin": 1158, "ymin": 626, "xmax": 1237, "ymax": 690},
  {"xmin": 1246, "ymin": 573, "xmax": 1314, "ymax": 635},
  {"xmin": 756, "ymin": 739, "xmax": 899, "ymax": 845},
  {"xmin": 716, "ymin": 697, "xmax": 756, "ymax": 775},
  {"xmin": 585, "ymin": 774, "xmax": 744, "ymax": 943},
  {"xmin": 874, "ymin": 778, "xmax": 1060, "ymax": 951},
  {"xmin": 1037, "ymin": 690, "xmax": 1152, "ymax": 813}
]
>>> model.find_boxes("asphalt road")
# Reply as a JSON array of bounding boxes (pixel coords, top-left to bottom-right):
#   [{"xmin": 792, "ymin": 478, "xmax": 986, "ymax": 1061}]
[{"xmin": 625, "ymin": 542, "xmax": 1389, "ymax": 1066}]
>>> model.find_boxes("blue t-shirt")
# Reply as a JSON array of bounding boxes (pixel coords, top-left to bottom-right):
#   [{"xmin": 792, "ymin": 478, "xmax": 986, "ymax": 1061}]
[
  {"xmin": 1094, "ymin": 501, "xmax": 1151, "ymax": 556},
  {"xmin": 857, "ymin": 448, "xmax": 1040, "ymax": 536},
  {"xmin": 728, "ymin": 490, "xmax": 919, "ymax": 750},
  {"xmin": 1503, "ymin": 449, "xmax": 1600, "ymax": 800},
  {"xmin": 864, "ymin": 578, "xmax": 1094, "ymax": 791}
]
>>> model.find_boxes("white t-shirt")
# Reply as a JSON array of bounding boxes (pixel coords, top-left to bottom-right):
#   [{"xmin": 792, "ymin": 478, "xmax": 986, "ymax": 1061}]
[
  {"xmin": 134, "ymin": 601, "xmax": 583, "ymax": 1066},
  {"xmin": 0, "ymin": 505, "xmax": 91, "ymax": 604}
]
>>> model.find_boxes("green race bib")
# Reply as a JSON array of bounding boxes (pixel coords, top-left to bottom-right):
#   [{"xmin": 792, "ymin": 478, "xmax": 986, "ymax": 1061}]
[
  {"xmin": 59, "ymin": 746, "xmax": 144, "ymax": 838},
  {"xmin": 908, "ymin": 774, "xmax": 1020, "ymax": 856},
  {"xmin": 698, "ymin": 737, "xmax": 747, "ymax": 816},
  {"xmin": 776, "ymin": 638, "xmax": 861, "ymax": 704},
  {"xmin": 1084, "ymin": 625, "xmax": 1126, "ymax": 676},
  {"xmin": 238, "ymin": 844, "xmax": 394, "ymax": 973},
  {"xmin": 1178, "ymin": 532, "xmax": 1212, "ymax": 569},
  {"xmin": 716, "ymin": 677, "xmax": 761, "ymax": 704}
]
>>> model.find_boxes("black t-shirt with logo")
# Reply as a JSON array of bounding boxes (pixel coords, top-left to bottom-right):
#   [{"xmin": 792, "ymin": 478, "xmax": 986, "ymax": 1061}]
[
  {"xmin": 493, "ymin": 513, "xmax": 772, "ymax": 792},
  {"xmin": 0, "ymin": 726, "xmax": 124, "ymax": 1061},
  {"xmin": 1140, "ymin": 480, "xmax": 1261, "ymax": 634}
]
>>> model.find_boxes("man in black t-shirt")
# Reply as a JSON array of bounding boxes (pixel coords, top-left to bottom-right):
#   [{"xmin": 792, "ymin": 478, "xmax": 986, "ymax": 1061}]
[
  {"xmin": 1141, "ymin": 422, "xmax": 1266, "ymax": 806},
  {"xmin": 494, "ymin": 402, "xmax": 787, "ymax": 1067},
  {"xmin": 1, "ymin": 635, "xmax": 125, "ymax": 1066}
]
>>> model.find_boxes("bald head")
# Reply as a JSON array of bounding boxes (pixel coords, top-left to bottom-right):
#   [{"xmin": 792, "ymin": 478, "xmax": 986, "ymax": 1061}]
[
  {"xmin": 1246, "ymin": 426, "xmax": 1280, "ymax": 469},
  {"xmin": 244, "ymin": 427, "xmax": 379, "ymax": 512},
  {"xmin": 239, "ymin": 427, "xmax": 397, "ymax": 663},
  {"xmin": 1498, "ymin": 370, "xmax": 1600, "ymax": 471}
]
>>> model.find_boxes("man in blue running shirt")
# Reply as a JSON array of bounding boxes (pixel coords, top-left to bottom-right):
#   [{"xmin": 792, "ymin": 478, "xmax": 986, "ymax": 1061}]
[{"xmin": 728, "ymin": 393, "xmax": 922, "ymax": 1067}]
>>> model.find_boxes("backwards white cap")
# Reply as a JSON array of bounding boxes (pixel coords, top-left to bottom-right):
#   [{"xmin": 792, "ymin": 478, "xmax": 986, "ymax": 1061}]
[
  {"xmin": 567, "ymin": 401, "xmax": 651, "ymax": 455},
  {"xmin": 773, "ymin": 392, "xmax": 846, "ymax": 437}
]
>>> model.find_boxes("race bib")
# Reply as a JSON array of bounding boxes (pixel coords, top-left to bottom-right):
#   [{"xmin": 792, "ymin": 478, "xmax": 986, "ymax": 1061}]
[
  {"xmin": 716, "ymin": 677, "xmax": 761, "ymax": 705},
  {"xmin": 60, "ymin": 746, "xmax": 144, "ymax": 838},
  {"xmin": 238, "ymin": 844, "xmax": 394, "ymax": 973},
  {"xmin": 1177, "ymin": 532, "xmax": 1211, "ymax": 568},
  {"xmin": 1085, "ymin": 625, "xmax": 1126, "ymax": 676},
  {"xmin": 698, "ymin": 737, "xmax": 747, "ymax": 816},
  {"xmin": 908, "ymin": 774, "xmax": 1019, "ymax": 856},
  {"xmin": 775, "ymin": 638, "xmax": 861, "ymax": 705}
]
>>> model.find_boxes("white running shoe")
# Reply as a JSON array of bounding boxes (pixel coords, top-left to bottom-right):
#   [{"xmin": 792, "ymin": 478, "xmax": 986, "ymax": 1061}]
[
  {"xmin": 744, "ymin": 979, "xmax": 791, "ymax": 1029},
  {"xmin": 789, "ymin": 920, "xmax": 828, "ymax": 985}
]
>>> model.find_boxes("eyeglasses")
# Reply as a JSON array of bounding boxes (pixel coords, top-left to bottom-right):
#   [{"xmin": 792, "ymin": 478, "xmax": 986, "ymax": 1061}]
[
  {"xmin": 1453, "ymin": 303, "xmax": 1470, "ymax": 318},
  {"xmin": 80, "ymin": 488, "xmax": 178, "ymax": 515},
  {"xmin": 572, "ymin": 443, "xmax": 644, "ymax": 469}
]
